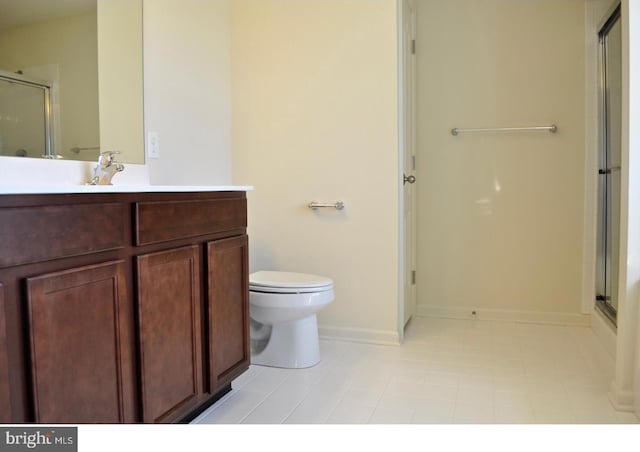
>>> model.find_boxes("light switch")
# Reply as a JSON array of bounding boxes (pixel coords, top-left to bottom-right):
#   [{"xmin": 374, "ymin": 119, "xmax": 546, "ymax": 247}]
[{"xmin": 147, "ymin": 131, "xmax": 160, "ymax": 159}]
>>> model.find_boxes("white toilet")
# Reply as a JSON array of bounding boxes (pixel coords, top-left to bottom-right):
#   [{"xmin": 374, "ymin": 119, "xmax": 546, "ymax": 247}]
[{"xmin": 249, "ymin": 271, "xmax": 334, "ymax": 368}]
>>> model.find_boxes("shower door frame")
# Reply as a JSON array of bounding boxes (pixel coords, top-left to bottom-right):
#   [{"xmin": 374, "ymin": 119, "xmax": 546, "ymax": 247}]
[
  {"xmin": 0, "ymin": 69, "xmax": 54, "ymax": 159},
  {"xmin": 595, "ymin": 4, "xmax": 622, "ymax": 325}
]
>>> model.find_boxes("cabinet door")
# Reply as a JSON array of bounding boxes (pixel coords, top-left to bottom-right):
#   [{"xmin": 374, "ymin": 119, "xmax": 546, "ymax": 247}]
[
  {"xmin": 0, "ymin": 284, "xmax": 10, "ymax": 423},
  {"xmin": 137, "ymin": 246, "xmax": 203, "ymax": 423},
  {"xmin": 26, "ymin": 261, "xmax": 134, "ymax": 423},
  {"xmin": 207, "ymin": 235, "xmax": 250, "ymax": 393}
]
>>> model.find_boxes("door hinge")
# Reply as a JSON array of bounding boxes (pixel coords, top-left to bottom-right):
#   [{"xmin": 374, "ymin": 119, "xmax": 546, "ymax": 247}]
[
  {"xmin": 411, "ymin": 270, "xmax": 416, "ymax": 285},
  {"xmin": 411, "ymin": 39, "xmax": 416, "ymax": 55}
]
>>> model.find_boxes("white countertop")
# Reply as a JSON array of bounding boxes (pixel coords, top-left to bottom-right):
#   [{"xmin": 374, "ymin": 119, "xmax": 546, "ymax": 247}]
[{"xmin": 0, "ymin": 185, "xmax": 254, "ymax": 194}]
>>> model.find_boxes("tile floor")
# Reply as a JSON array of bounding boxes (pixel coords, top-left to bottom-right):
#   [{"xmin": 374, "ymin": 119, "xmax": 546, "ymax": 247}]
[{"xmin": 193, "ymin": 316, "xmax": 639, "ymax": 425}]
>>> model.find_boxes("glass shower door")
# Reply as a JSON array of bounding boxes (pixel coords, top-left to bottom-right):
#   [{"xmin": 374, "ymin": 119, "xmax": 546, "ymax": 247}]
[
  {"xmin": 0, "ymin": 71, "xmax": 52, "ymax": 158},
  {"xmin": 596, "ymin": 6, "xmax": 621, "ymax": 325}
]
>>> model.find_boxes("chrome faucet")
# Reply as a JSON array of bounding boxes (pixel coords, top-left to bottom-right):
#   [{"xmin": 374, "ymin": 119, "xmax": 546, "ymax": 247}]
[{"xmin": 87, "ymin": 151, "xmax": 124, "ymax": 185}]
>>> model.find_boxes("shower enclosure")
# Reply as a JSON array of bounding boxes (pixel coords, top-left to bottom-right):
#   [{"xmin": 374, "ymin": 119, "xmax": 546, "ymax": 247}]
[
  {"xmin": 595, "ymin": 4, "xmax": 622, "ymax": 325},
  {"xmin": 0, "ymin": 69, "xmax": 53, "ymax": 159}
]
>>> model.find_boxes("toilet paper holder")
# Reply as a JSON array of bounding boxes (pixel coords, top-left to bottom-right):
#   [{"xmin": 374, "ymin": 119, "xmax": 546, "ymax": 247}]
[{"xmin": 308, "ymin": 201, "xmax": 345, "ymax": 211}]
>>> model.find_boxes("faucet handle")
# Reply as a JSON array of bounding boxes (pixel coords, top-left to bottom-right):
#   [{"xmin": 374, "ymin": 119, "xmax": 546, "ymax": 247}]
[{"xmin": 98, "ymin": 150, "xmax": 120, "ymax": 165}]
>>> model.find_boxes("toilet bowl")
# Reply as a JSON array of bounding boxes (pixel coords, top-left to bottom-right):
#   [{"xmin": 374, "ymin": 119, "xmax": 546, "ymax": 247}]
[{"xmin": 249, "ymin": 271, "xmax": 334, "ymax": 369}]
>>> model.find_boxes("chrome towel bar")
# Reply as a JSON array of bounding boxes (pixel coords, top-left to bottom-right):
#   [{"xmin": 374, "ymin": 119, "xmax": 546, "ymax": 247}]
[
  {"xmin": 308, "ymin": 201, "xmax": 345, "ymax": 211},
  {"xmin": 70, "ymin": 146, "xmax": 100, "ymax": 153},
  {"xmin": 451, "ymin": 124, "xmax": 557, "ymax": 136}
]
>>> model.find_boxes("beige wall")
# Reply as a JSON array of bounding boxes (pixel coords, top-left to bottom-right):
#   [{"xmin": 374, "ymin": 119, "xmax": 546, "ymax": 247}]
[
  {"xmin": 230, "ymin": 0, "xmax": 400, "ymax": 342},
  {"xmin": 144, "ymin": 0, "xmax": 232, "ymax": 185},
  {"xmin": 416, "ymin": 0, "xmax": 587, "ymax": 323},
  {"xmin": 98, "ymin": 0, "xmax": 144, "ymax": 164},
  {"xmin": 0, "ymin": 12, "xmax": 99, "ymax": 160}
]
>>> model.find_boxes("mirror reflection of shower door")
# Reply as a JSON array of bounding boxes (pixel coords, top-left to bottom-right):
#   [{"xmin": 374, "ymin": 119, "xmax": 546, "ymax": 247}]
[
  {"xmin": 0, "ymin": 71, "xmax": 52, "ymax": 158},
  {"xmin": 596, "ymin": 5, "xmax": 621, "ymax": 325}
]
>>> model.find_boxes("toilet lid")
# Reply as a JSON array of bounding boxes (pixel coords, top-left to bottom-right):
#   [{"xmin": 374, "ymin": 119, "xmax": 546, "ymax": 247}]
[{"xmin": 249, "ymin": 271, "xmax": 333, "ymax": 293}]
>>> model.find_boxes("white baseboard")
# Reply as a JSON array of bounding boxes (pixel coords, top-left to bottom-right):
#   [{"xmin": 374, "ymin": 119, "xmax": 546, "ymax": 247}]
[
  {"xmin": 590, "ymin": 307, "xmax": 617, "ymax": 359},
  {"xmin": 416, "ymin": 304, "xmax": 591, "ymax": 326},
  {"xmin": 319, "ymin": 325, "xmax": 400, "ymax": 346},
  {"xmin": 609, "ymin": 380, "xmax": 635, "ymax": 412}
]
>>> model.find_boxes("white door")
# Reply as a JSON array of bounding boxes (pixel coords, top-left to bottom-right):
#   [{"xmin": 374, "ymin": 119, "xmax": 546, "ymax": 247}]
[{"xmin": 401, "ymin": 0, "xmax": 417, "ymax": 329}]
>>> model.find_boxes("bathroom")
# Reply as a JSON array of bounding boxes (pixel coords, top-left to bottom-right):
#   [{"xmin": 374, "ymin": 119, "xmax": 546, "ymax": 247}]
[{"xmin": 0, "ymin": 0, "xmax": 639, "ymax": 442}]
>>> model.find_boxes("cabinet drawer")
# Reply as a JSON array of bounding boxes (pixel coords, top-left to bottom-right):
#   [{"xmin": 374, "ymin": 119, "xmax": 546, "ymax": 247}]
[
  {"xmin": 135, "ymin": 198, "xmax": 247, "ymax": 246},
  {"xmin": 0, "ymin": 203, "xmax": 126, "ymax": 267}
]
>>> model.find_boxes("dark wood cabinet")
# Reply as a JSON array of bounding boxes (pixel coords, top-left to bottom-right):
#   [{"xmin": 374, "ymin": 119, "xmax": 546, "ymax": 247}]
[
  {"xmin": 25, "ymin": 261, "xmax": 134, "ymax": 423},
  {"xmin": 0, "ymin": 190, "xmax": 249, "ymax": 423},
  {"xmin": 207, "ymin": 235, "xmax": 250, "ymax": 393},
  {"xmin": 0, "ymin": 284, "xmax": 10, "ymax": 423},
  {"xmin": 137, "ymin": 246, "xmax": 203, "ymax": 423}
]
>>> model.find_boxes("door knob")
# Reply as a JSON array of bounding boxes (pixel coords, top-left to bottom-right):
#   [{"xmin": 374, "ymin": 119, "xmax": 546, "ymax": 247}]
[{"xmin": 404, "ymin": 174, "xmax": 416, "ymax": 185}]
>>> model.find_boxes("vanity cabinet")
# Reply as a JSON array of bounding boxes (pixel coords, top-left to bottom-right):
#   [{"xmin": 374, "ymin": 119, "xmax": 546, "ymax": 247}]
[
  {"xmin": 26, "ymin": 261, "xmax": 134, "ymax": 423},
  {"xmin": 0, "ymin": 284, "xmax": 10, "ymax": 423},
  {"xmin": 207, "ymin": 236, "xmax": 250, "ymax": 393},
  {"xmin": 137, "ymin": 246, "xmax": 204, "ymax": 423},
  {"xmin": 0, "ymin": 190, "xmax": 249, "ymax": 424}
]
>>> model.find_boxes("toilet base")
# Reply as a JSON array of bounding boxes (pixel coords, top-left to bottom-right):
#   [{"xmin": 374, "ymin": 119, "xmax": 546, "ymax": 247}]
[{"xmin": 251, "ymin": 315, "xmax": 321, "ymax": 368}]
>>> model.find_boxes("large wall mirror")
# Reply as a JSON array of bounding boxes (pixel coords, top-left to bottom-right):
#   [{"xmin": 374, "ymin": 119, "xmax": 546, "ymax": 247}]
[{"xmin": 0, "ymin": 0, "xmax": 144, "ymax": 164}]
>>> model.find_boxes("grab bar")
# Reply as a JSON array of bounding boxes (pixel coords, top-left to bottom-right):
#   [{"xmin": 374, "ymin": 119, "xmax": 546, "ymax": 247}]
[
  {"xmin": 451, "ymin": 125, "xmax": 557, "ymax": 136},
  {"xmin": 308, "ymin": 201, "xmax": 345, "ymax": 211}
]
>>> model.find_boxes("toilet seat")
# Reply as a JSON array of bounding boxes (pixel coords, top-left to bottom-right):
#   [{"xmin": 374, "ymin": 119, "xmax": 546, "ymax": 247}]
[{"xmin": 249, "ymin": 271, "xmax": 333, "ymax": 294}]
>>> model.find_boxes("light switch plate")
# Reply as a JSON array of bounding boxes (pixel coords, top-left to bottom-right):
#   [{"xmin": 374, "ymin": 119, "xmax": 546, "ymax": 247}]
[{"xmin": 147, "ymin": 131, "xmax": 160, "ymax": 159}]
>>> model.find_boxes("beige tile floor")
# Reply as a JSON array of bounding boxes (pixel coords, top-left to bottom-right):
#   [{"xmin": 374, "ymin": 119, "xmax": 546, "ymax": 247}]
[{"xmin": 193, "ymin": 317, "xmax": 639, "ymax": 425}]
